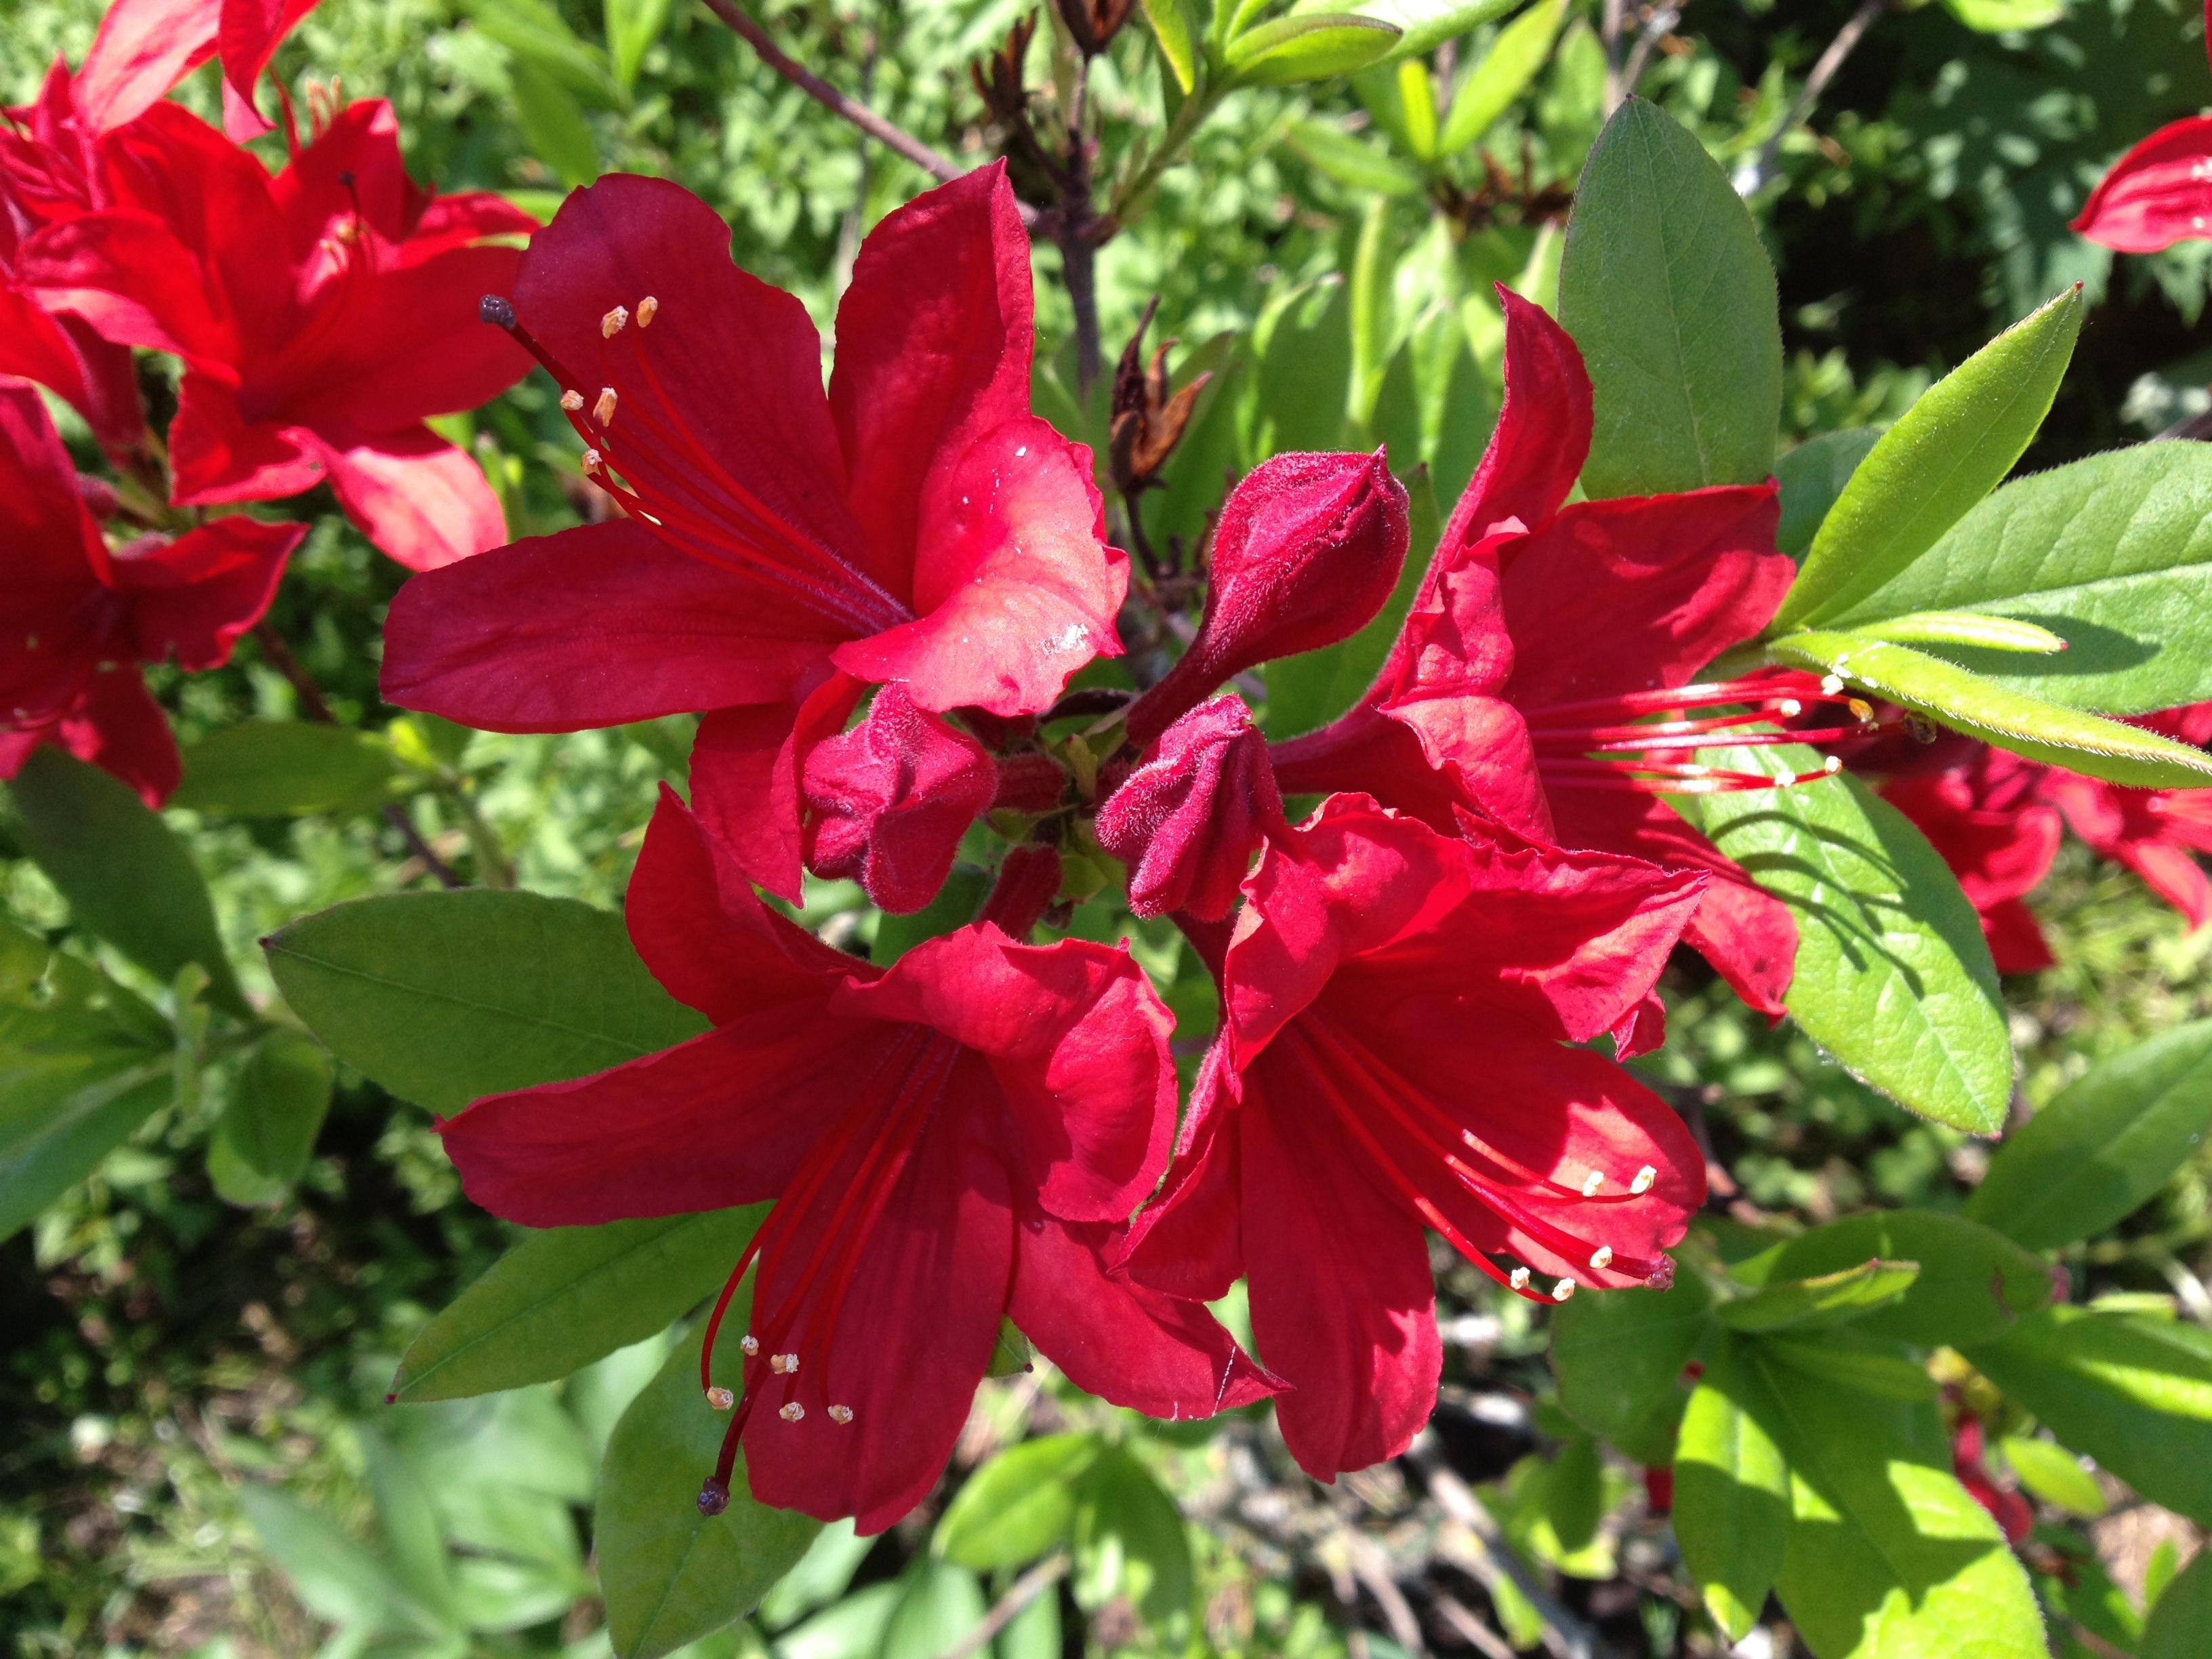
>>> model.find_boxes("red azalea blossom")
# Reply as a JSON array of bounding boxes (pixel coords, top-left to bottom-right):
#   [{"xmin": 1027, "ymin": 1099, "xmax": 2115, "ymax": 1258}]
[
  {"xmin": 2041, "ymin": 702, "xmax": 2212, "ymax": 933},
  {"xmin": 0, "ymin": 378, "xmax": 302, "ymax": 803},
  {"xmin": 438, "ymin": 787, "xmax": 1270, "ymax": 1532},
  {"xmin": 379, "ymin": 163, "xmax": 1126, "ymax": 899},
  {"xmin": 1879, "ymin": 737, "xmax": 2064, "ymax": 974},
  {"xmin": 18, "ymin": 96, "xmax": 534, "ymax": 571},
  {"xmin": 1269, "ymin": 290, "xmax": 1817, "ymax": 1021},
  {"xmin": 73, "ymin": 0, "xmax": 325, "ymax": 142},
  {"xmin": 2072, "ymin": 1, "xmax": 2212, "ymax": 252},
  {"xmin": 1119, "ymin": 793, "xmax": 1706, "ymax": 1479},
  {"xmin": 1952, "ymin": 1417, "xmax": 2034, "ymax": 1546}
]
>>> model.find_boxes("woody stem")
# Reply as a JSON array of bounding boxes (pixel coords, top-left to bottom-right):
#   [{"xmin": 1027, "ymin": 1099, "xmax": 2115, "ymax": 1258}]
[{"xmin": 1057, "ymin": 56, "xmax": 1103, "ymax": 395}]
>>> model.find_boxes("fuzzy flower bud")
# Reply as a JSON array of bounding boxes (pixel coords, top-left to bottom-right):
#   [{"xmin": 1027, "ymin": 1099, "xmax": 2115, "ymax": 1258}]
[
  {"xmin": 1127, "ymin": 449, "xmax": 1409, "ymax": 746},
  {"xmin": 801, "ymin": 684, "xmax": 996, "ymax": 914},
  {"xmin": 1094, "ymin": 697, "xmax": 1286, "ymax": 920}
]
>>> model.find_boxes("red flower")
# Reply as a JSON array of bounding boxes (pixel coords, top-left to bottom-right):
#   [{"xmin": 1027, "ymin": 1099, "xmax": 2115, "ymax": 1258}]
[
  {"xmin": 379, "ymin": 164, "xmax": 1126, "ymax": 899},
  {"xmin": 72, "ymin": 0, "xmax": 324, "ymax": 141},
  {"xmin": 2072, "ymin": 2, "xmax": 2212, "ymax": 253},
  {"xmin": 1269, "ymin": 291, "xmax": 1813, "ymax": 1019},
  {"xmin": 0, "ymin": 379, "xmax": 302, "ymax": 804},
  {"xmin": 1879, "ymin": 739, "xmax": 2062, "ymax": 974},
  {"xmin": 1119, "ymin": 794, "xmax": 1706, "ymax": 1479},
  {"xmin": 1094, "ymin": 695, "xmax": 1286, "ymax": 921},
  {"xmin": 1952, "ymin": 1417, "xmax": 2034, "ymax": 1546},
  {"xmin": 2042, "ymin": 703, "xmax": 2212, "ymax": 933},
  {"xmin": 439, "ymin": 788, "xmax": 1269, "ymax": 1531},
  {"xmin": 18, "ymin": 97, "xmax": 533, "ymax": 571}
]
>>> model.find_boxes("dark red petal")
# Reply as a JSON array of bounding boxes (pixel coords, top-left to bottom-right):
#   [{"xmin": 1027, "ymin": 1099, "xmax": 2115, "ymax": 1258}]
[
  {"xmin": 1981, "ymin": 900, "xmax": 2055, "ymax": 975},
  {"xmin": 836, "ymin": 926, "xmax": 1177, "ymax": 1223},
  {"xmin": 103, "ymin": 103, "xmax": 297, "ymax": 332},
  {"xmin": 0, "ymin": 288, "xmax": 146, "ymax": 458},
  {"xmin": 0, "ymin": 380, "xmax": 106, "ymax": 571},
  {"xmin": 1269, "ymin": 705, "xmax": 1488, "ymax": 834},
  {"xmin": 15, "ymin": 209, "xmax": 239, "ymax": 371},
  {"xmin": 1116, "ymin": 1042, "xmax": 1246, "ymax": 1303},
  {"xmin": 830, "ymin": 416, "xmax": 1124, "ymax": 717},
  {"xmin": 312, "ymin": 427, "xmax": 506, "ymax": 571},
  {"xmin": 380, "ymin": 520, "xmax": 842, "ymax": 731},
  {"xmin": 802, "ymin": 685, "xmax": 997, "ymax": 913},
  {"xmin": 1010, "ymin": 1207, "xmax": 1277, "ymax": 1418},
  {"xmin": 165, "ymin": 377, "xmax": 325, "ymax": 504},
  {"xmin": 56, "ymin": 664, "xmax": 181, "ymax": 806},
  {"xmin": 1438, "ymin": 286, "xmax": 1590, "ymax": 551},
  {"xmin": 110, "ymin": 515, "xmax": 303, "ymax": 669},
  {"xmin": 2072, "ymin": 116, "xmax": 2212, "ymax": 253},
  {"xmin": 73, "ymin": 0, "xmax": 219, "ymax": 134},
  {"xmin": 691, "ymin": 674, "xmax": 866, "ymax": 904},
  {"xmin": 828, "ymin": 162, "xmax": 1033, "ymax": 592}
]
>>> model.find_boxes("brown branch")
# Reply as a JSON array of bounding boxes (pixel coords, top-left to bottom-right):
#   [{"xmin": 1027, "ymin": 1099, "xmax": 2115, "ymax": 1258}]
[
  {"xmin": 1739, "ymin": 0, "xmax": 1887, "ymax": 197},
  {"xmin": 699, "ymin": 0, "xmax": 1040, "ymax": 228},
  {"xmin": 933, "ymin": 1552, "xmax": 1070, "ymax": 1659}
]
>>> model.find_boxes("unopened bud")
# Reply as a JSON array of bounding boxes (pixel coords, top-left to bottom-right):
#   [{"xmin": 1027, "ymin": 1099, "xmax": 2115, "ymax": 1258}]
[
  {"xmin": 802, "ymin": 684, "xmax": 997, "ymax": 914},
  {"xmin": 1094, "ymin": 697, "xmax": 1286, "ymax": 920},
  {"xmin": 1127, "ymin": 449, "xmax": 1408, "ymax": 746}
]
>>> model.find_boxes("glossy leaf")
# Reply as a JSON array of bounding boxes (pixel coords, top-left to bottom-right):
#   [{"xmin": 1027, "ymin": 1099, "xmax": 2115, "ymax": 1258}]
[
  {"xmin": 392, "ymin": 1206, "xmax": 766, "ymax": 1402},
  {"xmin": 1941, "ymin": 0, "xmax": 2064, "ymax": 29},
  {"xmin": 1139, "ymin": 0, "xmax": 1200, "ymax": 93},
  {"xmin": 264, "ymin": 890, "xmax": 708, "ymax": 1114},
  {"xmin": 171, "ymin": 722, "xmax": 396, "ymax": 817},
  {"xmin": 597, "ymin": 1322, "xmax": 821, "ymax": 1658},
  {"xmin": 2144, "ymin": 1549, "xmax": 2212, "ymax": 1659},
  {"xmin": 1226, "ymin": 16, "xmax": 1401, "ymax": 85},
  {"xmin": 1550, "ymin": 1269, "xmax": 1712, "ymax": 1464},
  {"xmin": 1773, "ymin": 631, "xmax": 2212, "ymax": 789},
  {"xmin": 1771, "ymin": 285, "xmax": 2083, "ymax": 632},
  {"xmin": 1757, "ymin": 1337, "xmax": 1940, "ymax": 1401},
  {"xmin": 1775, "ymin": 428, "xmax": 1879, "ymax": 559},
  {"xmin": 1716, "ymin": 1258, "xmax": 1921, "ymax": 1333},
  {"xmin": 1740, "ymin": 1210, "xmax": 2049, "ymax": 1348},
  {"xmin": 1967, "ymin": 1019, "xmax": 2212, "ymax": 1251},
  {"xmin": 934, "ymin": 1433, "xmax": 1100, "ymax": 1570},
  {"xmin": 8, "ymin": 745, "xmax": 248, "ymax": 1016},
  {"xmin": 1812, "ymin": 441, "xmax": 2212, "ymax": 717},
  {"xmin": 1673, "ymin": 1335, "xmax": 1788, "ymax": 1642},
  {"xmin": 1675, "ymin": 761, "xmax": 2012, "ymax": 1132},
  {"xmin": 1850, "ymin": 612, "xmax": 2067, "ymax": 654},
  {"xmin": 1557, "ymin": 96, "xmax": 1781, "ymax": 497},
  {"xmin": 1995, "ymin": 1435, "xmax": 2105, "ymax": 1516},
  {"xmin": 1966, "ymin": 1306, "xmax": 2212, "ymax": 1525},
  {"xmin": 1437, "ymin": 0, "xmax": 1567, "ymax": 154},
  {"xmin": 208, "ymin": 1027, "xmax": 335, "ymax": 1206}
]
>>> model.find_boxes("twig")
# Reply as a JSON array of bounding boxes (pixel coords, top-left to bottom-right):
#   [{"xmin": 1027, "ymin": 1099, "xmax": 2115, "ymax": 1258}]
[
  {"xmin": 700, "ymin": 0, "xmax": 1040, "ymax": 227},
  {"xmin": 2153, "ymin": 394, "xmax": 2212, "ymax": 442},
  {"xmin": 1737, "ymin": 0, "xmax": 1886, "ymax": 198},
  {"xmin": 1432, "ymin": 1594, "xmax": 1517, "ymax": 1659},
  {"xmin": 1600, "ymin": 0, "xmax": 1626, "ymax": 111},
  {"xmin": 1054, "ymin": 55, "xmax": 1104, "ymax": 393},
  {"xmin": 934, "ymin": 1552, "xmax": 1070, "ymax": 1659},
  {"xmin": 1616, "ymin": 6, "xmax": 1681, "ymax": 106},
  {"xmin": 1345, "ymin": 1533, "xmax": 1427, "ymax": 1656}
]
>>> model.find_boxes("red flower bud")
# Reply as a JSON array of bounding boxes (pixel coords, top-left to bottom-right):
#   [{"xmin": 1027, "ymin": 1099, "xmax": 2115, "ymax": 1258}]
[
  {"xmin": 1128, "ymin": 449, "xmax": 1409, "ymax": 746},
  {"xmin": 1094, "ymin": 697, "xmax": 1286, "ymax": 920},
  {"xmin": 801, "ymin": 685, "xmax": 996, "ymax": 914}
]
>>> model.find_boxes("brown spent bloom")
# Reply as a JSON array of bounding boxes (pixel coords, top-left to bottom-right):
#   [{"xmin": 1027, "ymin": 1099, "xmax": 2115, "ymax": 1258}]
[
  {"xmin": 1055, "ymin": 0, "xmax": 1136, "ymax": 56},
  {"xmin": 1109, "ymin": 296, "xmax": 1210, "ymax": 497}
]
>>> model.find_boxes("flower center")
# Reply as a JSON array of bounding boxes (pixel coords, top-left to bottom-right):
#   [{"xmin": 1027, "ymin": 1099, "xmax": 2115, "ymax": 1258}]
[{"xmin": 1523, "ymin": 670, "xmax": 1878, "ymax": 795}]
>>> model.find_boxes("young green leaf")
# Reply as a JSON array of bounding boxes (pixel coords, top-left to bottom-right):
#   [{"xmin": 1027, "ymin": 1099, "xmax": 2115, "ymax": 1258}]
[
  {"xmin": 0, "ymin": 1063, "xmax": 171, "ymax": 1243},
  {"xmin": 1965, "ymin": 1307, "xmax": 2212, "ymax": 1525},
  {"xmin": 1549, "ymin": 1269, "xmax": 1713, "ymax": 1464},
  {"xmin": 1845, "ymin": 612, "xmax": 2066, "ymax": 655},
  {"xmin": 1769, "ymin": 630, "xmax": 2212, "ymax": 789},
  {"xmin": 1673, "ymin": 1336, "xmax": 1790, "ymax": 1642},
  {"xmin": 208, "ymin": 1027, "xmax": 335, "ymax": 1206},
  {"xmin": 1139, "ymin": 0, "xmax": 1201, "ymax": 94},
  {"xmin": 1757, "ymin": 1337, "xmax": 1940, "ymax": 1401},
  {"xmin": 597, "ymin": 1322, "xmax": 822, "ymax": 1658},
  {"xmin": 1225, "ymin": 15, "xmax": 1401, "ymax": 85},
  {"xmin": 1810, "ymin": 441, "xmax": 2212, "ymax": 718},
  {"xmin": 1284, "ymin": 119, "xmax": 1425, "ymax": 196},
  {"xmin": 1994, "ymin": 1435, "xmax": 2105, "ymax": 1517},
  {"xmin": 171, "ymin": 722, "xmax": 396, "ymax": 818},
  {"xmin": 1674, "ymin": 760, "xmax": 2012, "ymax": 1132},
  {"xmin": 264, "ymin": 890, "xmax": 708, "ymax": 1113},
  {"xmin": 392, "ymin": 1206, "xmax": 766, "ymax": 1402},
  {"xmin": 9, "ymin": 745, "xmax": 249, "ymax": 1016},
  {"xmin": 1557, "ymin": 96, "xmax": 1782, "ymax": 497},
  {"xmin": 604, "ymin": 0, "xmax": 672, "ymax": 91},
  {"xmin": 1941, "ymin": 0, "xmax": 2064, "ymax": 30},
  {"xmin": 237, "ymin": 1483, "xmax": 446, "ymax": 1637},
  {"xmin": 1542, "ymin": 1430, "xmax": 1604, "ymax": 1553},
  {"xmin": 1967, "ymin": 1019, "xmax": 2212, "ymax": 1252},
  {"xmin": 512, "ymin": 58, "xmax": 601, "ymax": 190},
  {"xmin": 1774, "ymin": 428, "xmax": 1879, "ymax": 560},
  {"xmin": 1342, "ymin": 0, "xmax": 1520, "ymax": 64},
  {"xmin": 2144, "ymin": 1549, "xmax": 2212, "ymax": 1659},
  {"xmin": 1739, "ymin": 1210, "xmax": 2049, "ymax": 1348},
  {"xmin": 756, "ymin": 1520, "xmax": 874, "ymax": 1629},
  {"xmin": 1716, "ymin": 1258, "xmax": 1921, "ymax": 1333},
  {"xmin": 1771, "ymin": 285, "xmax": 2083, "ymax": 632},
  {"xmin": 934, "ymin": 1433, "xmax": 1101, "ymax": 1570},
  {"xmin": 1437, "ymin": 0, "xmax": 1567, "ymax": 155}
]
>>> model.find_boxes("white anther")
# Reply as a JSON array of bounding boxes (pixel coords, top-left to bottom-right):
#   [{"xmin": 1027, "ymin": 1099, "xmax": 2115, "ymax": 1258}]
[
  {"xmin": 739, "ymin": 1334, "xmax": 759, "ymax": 1356},
  {"xmin": 1822, "ymin": 755, "xmax": 1843, "ymax": 774},
  {"xmin": 1589, "ymin": 1246, "xmax": 1614, "ymax": 1271},
  {"xmin": 1509, "ymin": 1267, "xmax": 1531, "ymax": 1291},
  {"xmin": 1631, "ymin": 1165, "xmax": 1656, "ymax": 1195},
  {"xmin": 779, "ymin": 1401, "xmax": 805, "ymax": 1422},
  {"xmin": 1778, "ymin": 698, "xmax": 1802, "ymax": 717},
  {"xmin": 1552, "ymin": 1279, "xmax": 1577, "ymax": 1302},
  {"xmin": 636, "ymin": 295, "xmax": 659, "ymax": 327},
  {"xmin": 602, "ymin": 304, "xmax": 630, "ymax": 337},
  {"xmin": 1580, "ymin": 1171, "xmax": 1604, "ymax": 1197},
  {"xmin": 581, "ymin": 448, "xmax": 602, "ymax": 472},
  {"xmin": 593, "ymin": 387, "xmax": 619, "ymax": 426},
  {"xmin": 827, "ymin": 1404, "xmax": 854, "ymax": 1425},
  {"xmin": 1820, "ymin": 674, "xmax": 1845, "ymax": 695},
  {"xmin": 705, "ymin": 1386, "xmax": 735, "ymax": 1410},
  {"xmin": 769, "ymin": 1353, "xmax": 799, "ymax": 1374},
  {"xmin": 560, "ymin": 390, "xmax": 584, "ymax": 411}
]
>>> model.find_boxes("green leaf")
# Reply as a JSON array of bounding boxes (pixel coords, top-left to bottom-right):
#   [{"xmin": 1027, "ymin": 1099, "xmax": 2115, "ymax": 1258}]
[
  {"xmin": 2144, "ymin": 1549, "xmax": 2212, "ymax": 1659},
  {"xmin": 1771, "ymin": 285, "xmax": 2084, "ymax": 632},
  {"xmin": 264, "ymin": 890, "xmax": 708, "ymax": 1115},
  {"xmin": 1226, "ymin": 15, "xmax": 1401, "ymax": 85},
  {"xmin": 1770, "ymin": 630, "xmax": 2212, "ymax": 790},
  {"xmin": 171, "ymin": 722, "xmax": 396, "ymax": 818},
  {"xmin": 512, "ymin": 58, "xmax": 600, "ymax": 189},
  {"xmin": 1338, "ymin": 0, "xmax": 1518, "ymax": 63},
  {"xmin": 1995, "ymin": 1435, "xmax": 2105, "ymax": 1516},
  {"xmin": 1743, "ymin": 1210, "xmax": 2049, "ymax": 1348},
  {"xmin": 208, "ymin": 1027, "xmax": 335, "ymax": 1206},
  {"xmin": 757, "ymin": 1520, "xmax": 873, "ymax": 1629},
  {"xmin": 1139, "ymin": 0, "xmax": 1200, "ymax": 93},
  {"xmin": 1437, "ymin": 0, "xmax": 1565, "ymax": 153},
  {"xmin": 1775, "ymin": 428, "xmax": 1880, "ymax": 560},
  {"xmin": 778, "ymin": 1582, "xmax": 902, "ymax": 1659},
  {"xmin": 986, "ymin": 1317, "xmax": 1036, "ymax": 1378},
  {"xmin": 1717, "ymin": 1258, "xmax": 1921, "ymax": 1333},
  {"xmin": 935, "ymin": 1433, "xmax": 1100, "ymax": 1570},
  {"xmin": 1242, "ymin": 276, "xmax": 1352, "ymax": 461},
  {"xmin": 1810, "ymin": 442, "xmax": 2212, "ymax": 718},
  {"xmin": 469, "ymin": 0, "xmax": 623, "ymax": 104},
  {"xmin": 1847, "ymin": 612, "xmax": 2068, "ymax": 654},
  {"xmin": 873, "ymin": 866, "xmax": 989, "ymax": 966},
  {"xmin": 1556, "ymin": 96, "xmax": 1781, "ymax": 498},
  {"xmin": 1673, "ymin": 1335, "xmax": 1790, "ymax": 1641},
  {"xmin": 237, "ymin": 1483, "xmax": 443, "ymax": 1635},
  {"xmin": 1549, "ymin": 1269, "xmax": 1712, "ymax": 1464},
  {"xmin": 0, "ymin": 1063, "xmax": 171, "ymax": 1242},
  {"xmin": 1969, "ymin": 1019, "xmax": 2212, "ymax": 1251},
  {"xmin": 1940, "ymin": 0, "xmax": 2065, "ymax": 30},
  {"xmin": 880, "ymin": 1559, "xmax": 987, "ymax": 1659},
  {"xmin": 603, "ymin": 0, "xmax": 670, "ymax": 89},
  {"xmin": 361, "ymin": 1427, "xmax": 464, "ymax": 1624},
  {"xmin": 1675, "ymin": 762, "xmax": 2012, "ymax": 1131},
  {"xmin": 597, "ymin": 1322, "xmax": 821, "ymax": 1658},
  {"xmin": 1071, "ymin": 1447, "xmax": 1195, "ymax": 1648},
  {"xmin": 8, "ymin": 745, "xmax": 248, "ymax": 1017},
  {"xmin": 1752, "ymin": 1356, "xmax": 2046, "ymax": 1659},
  {"xmin": 392, "ymin": 1206, "xmax": 765, "ymax": 1402},
  {"xmin": 1966, "ymin": 1306, "xmax": 2212, "ymax": 1525},
  {"xmin": 1758, "ymin": 1336, "xmax": 1940, "ymax": 1401},
  {"xmin": 1542, "ymin": 1431, "xmax": 1603, "ymax": 1552},
  {"xmin": 1284, "ymin": 118, "xmax": 1424, "ymax": 196}
]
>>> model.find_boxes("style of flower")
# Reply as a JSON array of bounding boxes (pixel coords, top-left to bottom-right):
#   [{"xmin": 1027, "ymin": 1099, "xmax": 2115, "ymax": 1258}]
[
  {"xmin": 0, "ymin": 378, "xmax": 302, "ymax": 804},
  {"xmin": 70, "ymin": 0, "xmax": 326, "ymax": 141},
  {"xmin": 438, "ymin": 787, "xmax": 1271, "ymax": 1532},
  {"xmin": 2072, "ymin": 1, "xmax": 2212, "ymax": 253},
  {"xmin": 1118, "ymin": 793, "xmax": 1707, "ymax": 1479},
  {"xmin": 1268, "ymin": 289, "xmax": 1832, "ymax": 1021},
  {"xmin": 18, "ymin": 96, "xmax": 534, "ymax": 571},
  {"xmin": 378, "ymin": 163, "xmax": 1126, "ymax": 899}
]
